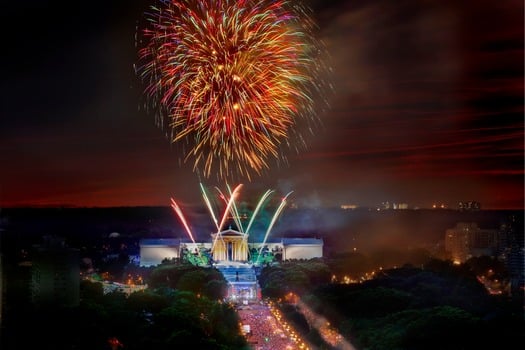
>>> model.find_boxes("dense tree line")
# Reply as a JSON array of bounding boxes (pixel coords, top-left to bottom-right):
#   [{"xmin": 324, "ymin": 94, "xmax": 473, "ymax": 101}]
[
  {"xmin": 258, "ymin": 257, "xmax": 524, "ymax": 350},
  {"xmin": 1, "ymin": 261, "xmax": 248, "ymax": 350},
  {"xmin": 3, "ymin": 243, "xmax": 522, "ymax": 349}
]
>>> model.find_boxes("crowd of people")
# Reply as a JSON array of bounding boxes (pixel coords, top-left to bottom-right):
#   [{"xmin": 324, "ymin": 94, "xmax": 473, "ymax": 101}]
[{"xmin": 236, "ymin": 301, "xmax": 307, "ymax": 350}]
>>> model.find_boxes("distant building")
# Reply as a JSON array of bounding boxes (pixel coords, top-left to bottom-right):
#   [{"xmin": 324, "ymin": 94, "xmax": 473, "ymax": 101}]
[
  {"xmin": 496, "ymin": 215, "xmax": 524, "ymax": 299},
  {"xmin": 139, "ymin": 238, "xmax": 212, "ymax": 267},
  {"xmin": 281, "ymin": 238, "xmax": 323, "ymax": 261},
  {"xmin": 139, "ymin": 230, "xmax": 324, "ymax": 267},
  {"xmin": 458, "ymin": 201, "xmax": 481, "ymax": 211},
  {"xmin": 376, "ymin": 201, "xmax": 410, "ymax": 210},
  {"xmin": 31, "ymin": 236, "xmax": 80, "ymax": 307},
  {"xmin": 445, "ymin": 222, "xmax": 498, "ymax": 264},
  {"xmin": 139, "ymin": 238, "xmax": 182, "ymax": 267}
]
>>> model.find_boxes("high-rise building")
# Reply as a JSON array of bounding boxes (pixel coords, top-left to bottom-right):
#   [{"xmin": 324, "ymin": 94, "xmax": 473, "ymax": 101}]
[
  {"xmin": 497, "ymin": 215, "xmax": 524, "ymax": 300},
  {"xmin": 445, "ymin": 222, "xmax": 498, "ymax": 264},
  {"xmin": 31, "ymin": 236, "xmax": 80, "ymax": 307}
]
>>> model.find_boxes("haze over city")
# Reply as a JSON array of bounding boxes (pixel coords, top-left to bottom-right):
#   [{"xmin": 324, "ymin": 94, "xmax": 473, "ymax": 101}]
[
  {"xmin": 1, "ymin": 2, "xmax": 523, "ymax": 350},
  {"xmin": 1, "ymin": 0, "xmax": 523, "ymax": 209}
]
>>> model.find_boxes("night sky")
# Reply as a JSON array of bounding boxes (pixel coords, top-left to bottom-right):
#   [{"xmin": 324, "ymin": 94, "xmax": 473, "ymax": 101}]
[{"xmin": 1, "ymin": 0, "xmax": 523, "ymax": 209}]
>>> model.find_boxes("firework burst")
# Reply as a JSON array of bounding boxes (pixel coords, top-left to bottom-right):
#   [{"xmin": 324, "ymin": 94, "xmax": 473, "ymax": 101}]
[{"xmin": 137, "ymin": 0, "xmax": 330, "ymax": 180}]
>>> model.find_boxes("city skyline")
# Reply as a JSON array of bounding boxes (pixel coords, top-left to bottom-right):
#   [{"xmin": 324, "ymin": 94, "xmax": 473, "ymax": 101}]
[{"xmin": 1, "ymin": 0, "xmax": 523, "ymax": 210}]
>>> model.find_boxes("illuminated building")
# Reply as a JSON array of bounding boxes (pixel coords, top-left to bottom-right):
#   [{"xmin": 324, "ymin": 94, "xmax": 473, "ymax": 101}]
[
  {"xmin": 139, "ymin": 238, "xmax": 183, "ymax": 267},
  {"xmin": 211, "ymin": 228, "xmax": 249, "ymax": 261},
  {"xmin": 444, "ymin": 222, "xmax": 498, "ymax": 264},
  {"xmin": 281, "ymin": 238, "xmax": 323, "ymax": 260},
  {"xmin": 497, "ymin": 215, "xmax": 524, "ymax": 299},
  {"xmin": 139, "ymin": 230, "xmax": 323, "ymax": 302},
  {"xmin": 140, "ymin": 231, "xmax": 323, "ymax": 267},
  {"xmin": 458, "ymin": 201, "xmax": 481, "ymax": 211}
]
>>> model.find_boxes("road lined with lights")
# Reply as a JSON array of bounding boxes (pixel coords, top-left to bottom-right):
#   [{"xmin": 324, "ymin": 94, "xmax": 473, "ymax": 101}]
[{"xmin": 237, "ymin": 301, "xmax": 310, "ymax": 350}]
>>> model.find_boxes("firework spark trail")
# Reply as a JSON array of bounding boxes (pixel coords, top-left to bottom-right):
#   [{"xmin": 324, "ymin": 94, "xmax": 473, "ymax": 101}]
[
  {"xmin": 256, "ymin": 191, "xmax": 293, "ymax": 265},
  {"xmin": 245, "ymin": 189, "xmax": 274, "ymax": 235},
  {"xmin": 214, "ymin": 184, "xmax": 244, "ymax": 233},
  {"xmin": 217, "ymin": 183, "xmax": 242, "ymax": 231},
  {"xmin": 137, "ymin": 0, "xmax": 329, "ymax": 180},
  {"xmin": 170, "ymin": 197, "xmax": 201, "ymax": 256},
  {"xmin": 200, "ymin": 182, "xmax": 219, "ymax": 231},
  {"xmin": 175, "ymin": 183, "xmax": 293, "ymax": 264},
  {"xmin": 214, "ymin": 186, "xmax": 238, "ymax": 231},
  {"xmin": 211, "ymin": 183, "xmax": 243, "ymax": 252},
  {"xmin": 225, "ymin": 183, "xmax": 245, "ymax": 233}
]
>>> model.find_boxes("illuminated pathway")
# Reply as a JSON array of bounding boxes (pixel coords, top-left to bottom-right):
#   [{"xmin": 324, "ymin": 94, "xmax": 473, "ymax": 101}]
[
  {"xmin": 237, "ymin": 301, "xmax": 310, "ymax": 350},
  {"xmin": 295, "ymin": 298, "xmax": 357, "ymax": 350}
]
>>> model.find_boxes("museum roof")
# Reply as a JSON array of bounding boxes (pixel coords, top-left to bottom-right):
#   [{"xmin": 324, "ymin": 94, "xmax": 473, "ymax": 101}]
[
  {"xmin": 139, "ymin": 238, "xmax": 180, "ymax": 246},
  {"xmin": 281, "ymin": 238, "xmax": 323, "ymax": 245}
]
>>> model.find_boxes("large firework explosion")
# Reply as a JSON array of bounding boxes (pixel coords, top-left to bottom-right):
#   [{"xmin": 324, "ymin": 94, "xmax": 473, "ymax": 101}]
[{"xmin": 136, "ymin": 0, "xmax": 330, "ymax": 181}]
